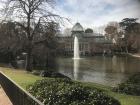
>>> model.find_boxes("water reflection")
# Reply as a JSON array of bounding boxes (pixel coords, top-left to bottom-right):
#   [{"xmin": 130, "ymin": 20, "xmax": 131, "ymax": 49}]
[
  {"xmin": 57, "ymin": 56, "xmax": 140, "ymax": 86},
  {"xmin": 73, "ymin": 59, "xmax": 79, "ymax": 80}
]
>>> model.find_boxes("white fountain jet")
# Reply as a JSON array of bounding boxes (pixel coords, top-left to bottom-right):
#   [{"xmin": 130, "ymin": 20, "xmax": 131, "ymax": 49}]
[{"xmin": 74, "ymin": 36, "xmax": 80, "ymax": 59}]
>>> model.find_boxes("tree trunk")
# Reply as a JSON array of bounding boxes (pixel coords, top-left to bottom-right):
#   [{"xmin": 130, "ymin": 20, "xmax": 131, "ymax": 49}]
[
  {"xmin": 125, "ymin": 46, "xmax": 128, "ymax": 53},
  {"xmin": 125, "ymin": 38, "xmax": 129, "ymax": 54},
  {"xmin": 26, "ymin": 13, "xmax": 33, "ymax": 71},
  {"xmin": 26, "ymin": 41, "xmax": 32, "ymax": 72},
  {"xmin": 119, "ymin": 45, "xmax": 122, "ymax": 53},
  {"xmin": 125, "ymin": 42, "xmax": 129, "ymax": 53}
]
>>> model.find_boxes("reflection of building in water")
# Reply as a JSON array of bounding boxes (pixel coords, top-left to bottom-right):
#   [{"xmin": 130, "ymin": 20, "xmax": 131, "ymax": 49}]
[{"xmin": 56, "ymin": 23, "xmax": 113, "ymax": 56}]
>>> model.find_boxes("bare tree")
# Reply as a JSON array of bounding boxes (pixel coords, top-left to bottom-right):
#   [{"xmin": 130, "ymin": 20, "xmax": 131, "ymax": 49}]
[
  {"xmin": 1, "ymin": 0, "xmax": 64, "ymax": 71},
  {"xmin": 105, "ymin": 25, "xmax": 118, "ymax": 40}
]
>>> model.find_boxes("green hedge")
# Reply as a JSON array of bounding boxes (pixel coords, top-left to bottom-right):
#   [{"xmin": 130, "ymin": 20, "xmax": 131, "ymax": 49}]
[
  {"xmin": 113, "ymin": 73, "xmax": 140, "ymax": 96},
  {"xmin": 27, "ymin": 78, "xmax": 120, "ymax": 105}
]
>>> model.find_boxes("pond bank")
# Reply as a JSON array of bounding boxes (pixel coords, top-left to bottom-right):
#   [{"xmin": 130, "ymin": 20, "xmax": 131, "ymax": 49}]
[{"xmin": 128, "ymin": 53, "xmax": 140, "ymax": 58}]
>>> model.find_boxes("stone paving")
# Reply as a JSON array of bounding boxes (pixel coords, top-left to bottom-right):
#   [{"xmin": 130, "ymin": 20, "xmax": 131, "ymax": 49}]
[{"xmin": 0, "ymin": 86, "xmax": 13, "ymax": 105}]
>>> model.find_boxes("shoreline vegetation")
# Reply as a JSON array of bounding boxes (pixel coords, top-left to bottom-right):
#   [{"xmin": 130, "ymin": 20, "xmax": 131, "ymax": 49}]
[
  {"xmin": 0, "ymin": 67, "xmax": 140, "ymax": 105},
  {"xmin": 113, "ymin": 73, "xmax": 140, "ymax": 96}
]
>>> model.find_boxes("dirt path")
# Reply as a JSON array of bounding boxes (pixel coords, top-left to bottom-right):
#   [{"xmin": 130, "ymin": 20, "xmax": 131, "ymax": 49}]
[{"xmin": 0, "ymin": 86, "xmax": 13, "ymax": 105}]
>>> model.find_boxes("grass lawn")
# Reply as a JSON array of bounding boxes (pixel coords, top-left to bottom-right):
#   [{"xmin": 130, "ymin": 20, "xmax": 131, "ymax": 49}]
[
  {"xmin": 0, "ymin": 67, "xmax": 43, "ymax": 89},
  {"xmin": 82, "ymin": 82, "xmax": 140, "ymax": 105},
  {"xmin": 0, "ymin": 67, "xmax": 140, "ymax": 105}
]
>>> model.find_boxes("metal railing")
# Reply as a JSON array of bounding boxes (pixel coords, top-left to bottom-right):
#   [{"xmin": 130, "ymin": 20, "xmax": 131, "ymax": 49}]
[{"xmin": 0, "ymin": 71, "xmax": 44, "ymax": 105}]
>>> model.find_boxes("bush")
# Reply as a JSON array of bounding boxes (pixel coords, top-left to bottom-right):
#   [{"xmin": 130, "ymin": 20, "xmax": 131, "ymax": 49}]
[
  {"xmin": 40, "ymin": 70, "xmax": 71, "ymax": 79},
  {"xmin": 113, "ymin": 73, "xmax": 140, "ymax": 96},
  {"xmin": 126, "ymin": 73, "xmax": 140, "ymax": 85},
  {"xmin": 27, "ymin": 78, "xmax": 120, "ymax": 105},
  {"xmin": 32, "ymin": 70, "xmax": 70, "ymax": 79}
]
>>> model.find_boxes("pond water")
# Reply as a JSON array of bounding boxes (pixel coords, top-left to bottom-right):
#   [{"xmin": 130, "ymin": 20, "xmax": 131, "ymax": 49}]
[{"xmin": 57, "ymin": 55, "xmax": 140, "ymax": 86}]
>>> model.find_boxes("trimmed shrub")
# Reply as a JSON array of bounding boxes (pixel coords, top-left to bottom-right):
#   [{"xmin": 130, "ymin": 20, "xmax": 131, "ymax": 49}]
[
  {"xmin": 40, "ymin": 70, "xmax": 70, "ymax": 79},
  {"xmin": 27, "ymin": 78, "xmax": 120, "ymax": 105},
  {"xmin": 113, "ymin": 73, "xmax": 140, "ymax": 96},
  {"xmin": 32, "ymin": 70, "xmax": 71, "ymax": 79}
]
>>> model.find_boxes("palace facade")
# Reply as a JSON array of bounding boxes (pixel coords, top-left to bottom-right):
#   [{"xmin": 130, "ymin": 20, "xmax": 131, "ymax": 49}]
[{"xmin": 56, "ymin": 23, "xmax": 113, "ymax": 56}]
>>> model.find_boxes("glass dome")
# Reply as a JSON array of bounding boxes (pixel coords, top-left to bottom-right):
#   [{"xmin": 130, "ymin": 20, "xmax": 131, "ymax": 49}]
[{"xmin": 72, "ymin": 23, "xmax": 84, "ymax": 32}]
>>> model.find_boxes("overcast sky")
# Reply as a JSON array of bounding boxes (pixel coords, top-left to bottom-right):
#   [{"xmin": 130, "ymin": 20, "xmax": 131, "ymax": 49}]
[
  {"xmin": 54, "ymin": 0, "xmax": 140, "ymax": 28},
  {"xmin": 0, "ymin": 0, "xmax": 140, "ymax": 30}
]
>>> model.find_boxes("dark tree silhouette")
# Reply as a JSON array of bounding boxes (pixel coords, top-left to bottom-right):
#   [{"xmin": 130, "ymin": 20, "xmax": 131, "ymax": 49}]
[
  {"xmin": 119, "ymin": 18, "xmax": 139, "ymax": 53},
  {"xmin": 85, "ymin": 28, "xmax": 93, "ymax": 33}
]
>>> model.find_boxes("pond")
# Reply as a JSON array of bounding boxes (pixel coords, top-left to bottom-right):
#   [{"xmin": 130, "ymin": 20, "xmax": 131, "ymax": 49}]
[{"xmin": 57, "ymin": 55, "xmax": 140, "ymax": 86}]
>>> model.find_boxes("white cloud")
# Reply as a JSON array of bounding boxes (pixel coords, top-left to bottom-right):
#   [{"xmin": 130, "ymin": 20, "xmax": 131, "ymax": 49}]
[
  {"xmin": 54, "ymin": 0, "xmax": 140, "ymax": 29},
  {"xmin": 0, "ymin": 0, "xmax": 139, "ymax": 30}
]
